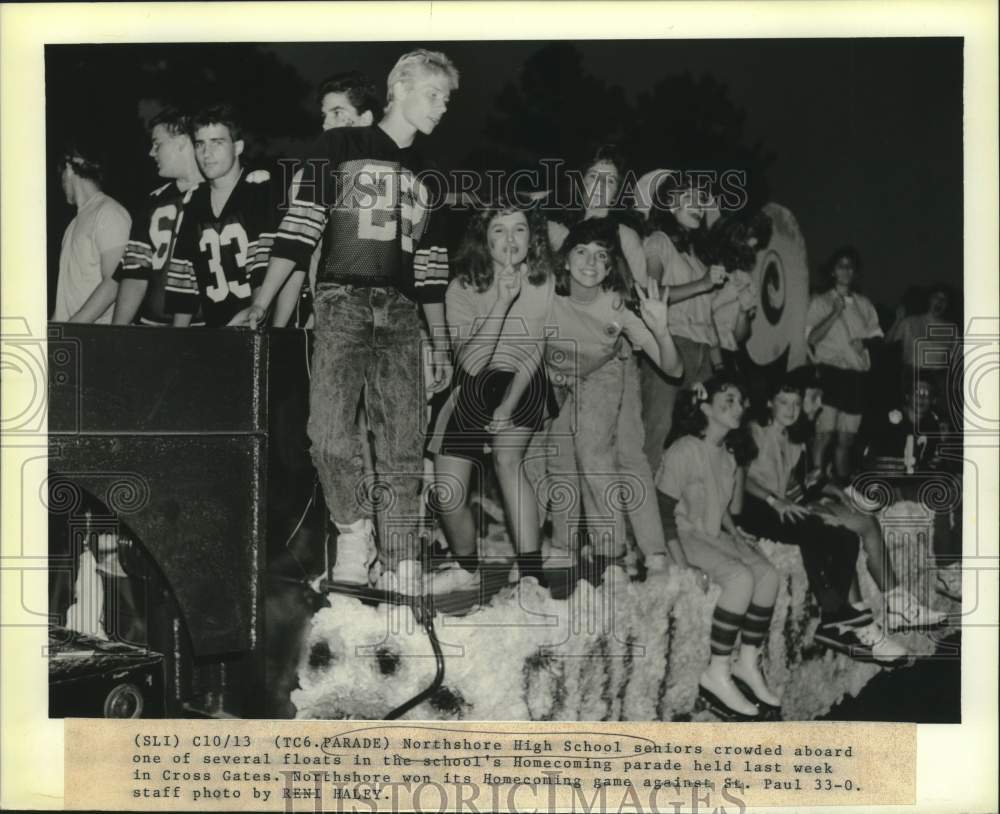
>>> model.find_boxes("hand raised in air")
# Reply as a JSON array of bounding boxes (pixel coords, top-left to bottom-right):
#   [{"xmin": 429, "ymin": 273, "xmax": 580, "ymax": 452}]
[{"xmin": 635, "ymin": 278, "xmax": 671, "ymax": 336}]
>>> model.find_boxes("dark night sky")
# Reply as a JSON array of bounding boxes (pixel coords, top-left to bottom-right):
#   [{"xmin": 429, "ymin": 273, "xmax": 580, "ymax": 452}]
[
  {"xmin": 264, "ymin": 38, "xmax": 963, "ymax": 308},
  {"xmin": 46, "ymin": 38, "xmax": 963, "ymax": 310}
]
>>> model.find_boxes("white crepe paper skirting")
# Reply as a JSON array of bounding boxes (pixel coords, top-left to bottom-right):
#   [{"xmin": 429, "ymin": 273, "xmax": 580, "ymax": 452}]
[{"xmin": 293, "ymin": 500, "xmax": 955, "ymax": 721}]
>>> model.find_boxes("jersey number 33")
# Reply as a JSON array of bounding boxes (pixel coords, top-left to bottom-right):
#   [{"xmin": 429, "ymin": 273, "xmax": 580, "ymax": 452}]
[{"xmin": 198, "ymin": 223, "xmax": 251, "ymax": 302}]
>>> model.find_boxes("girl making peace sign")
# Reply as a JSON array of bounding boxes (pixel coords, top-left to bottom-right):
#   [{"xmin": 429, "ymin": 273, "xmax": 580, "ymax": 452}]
[{"xmin": 502, "ymin": 217, "xmax": 685, "ymax": 585}]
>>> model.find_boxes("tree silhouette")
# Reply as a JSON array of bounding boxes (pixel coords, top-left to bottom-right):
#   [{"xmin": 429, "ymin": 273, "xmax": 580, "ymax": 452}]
[
  {"xmin": 626, "ymin": 72, "xmax": 774, "ymax": 207},
  {"xmin": 462, "ymin": 43, "xmax": 773, "ymax": 208},
  {"xmin": 465, "ymin": 43, "xmax": 632, "ymax": 175}
]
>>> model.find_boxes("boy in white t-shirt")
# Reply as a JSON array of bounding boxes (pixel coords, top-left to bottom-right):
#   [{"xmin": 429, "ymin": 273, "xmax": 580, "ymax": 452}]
[{"xmin": 52, "ymin": 143, "xmax": 131, "ymax": 324}]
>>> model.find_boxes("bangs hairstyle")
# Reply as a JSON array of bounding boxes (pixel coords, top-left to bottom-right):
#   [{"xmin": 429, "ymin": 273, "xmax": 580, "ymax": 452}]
[
  {"xmin": 754, "ymin": 374, "xmax": 806, "ymax": 427},
  {"xmin": 318, "ymin": 71, "xmax": 381, "ymax": 117},
  {"xmin": 783, "ymin": 366, "xmax": 823, "ymax": 444},
  {"xmin": 549, "ymin": 143, "xmax": 637, "ymax": 229},
  {"xmin": 190, "ymin": 104, "xmax": 244, "ymax": 143},
  {"xmin": 453, "ymin": 202, "xmax": 554, "ymax": 293},
  {"xmin": 554, "ymin": 217, "xmax": 633, "ymax": 299},
  {"xmin": 643, "ymin": 171, "xmax": 712, "ymax": 255},
  {"xmin": 149, "ymin": 107, "xmax": 192, "ymax": 138},
  {"xmin": 386, "ymin": 49, "xmax": 459, "ymax": 104},
  {"xmin": 666, "ymin": 374, "xmax": 758, "ymax": 466},
  {"xmin": 821, "ymin": 245, "xmax": 862, "ymax": 291},
  {"xmin": 575, "ymin": 143, "xmax": 627, "ymax": 209}
]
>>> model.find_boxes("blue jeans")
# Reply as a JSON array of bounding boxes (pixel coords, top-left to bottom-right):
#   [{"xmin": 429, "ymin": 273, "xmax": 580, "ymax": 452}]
[{"xmin": 308, "ymin": 285, "xmax": 424, "ymax": 567}]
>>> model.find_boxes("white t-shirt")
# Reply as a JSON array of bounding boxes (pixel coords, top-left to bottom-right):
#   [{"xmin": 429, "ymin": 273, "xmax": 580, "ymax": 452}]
[
  {"xmin": 655, "ymin": 435, "xmax": 737, "ymax": 538},
  {"xmin": 643, "ymin": 231, "xmax": 719, "ymax": 347},
  {"xmin": 53, "ymin": 192, "xmax": 131, "ymax": 323},
  {"xmin": 805, "ymin": 289, "xmax": 883, "ymax": 371},
  {"xmin": 544, "ymin": 289, "xmax": 657, "ymax": 384},
  {"xmin": 712, "ymin": 269, "xmax": 756, "ymax": 351}
]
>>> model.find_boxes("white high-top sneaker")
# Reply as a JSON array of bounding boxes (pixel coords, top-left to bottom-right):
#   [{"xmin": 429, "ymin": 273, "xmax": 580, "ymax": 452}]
[
  {"xmin": 644, "ymin": 553, "xmax": 670, "ymax": 575},
  {"xmin": 854, "ymin": 621, "xmax": 910, "ymax": 663},
  {"xmin": 428, "ymin": 561, "xmax": 481, "ymax": 595},
  {"xmin": 885, "ymin": 586, "xmax": 947, "ymax": 630},
  {"xmin": 330, "ymin": 519, "xmax": 376, "ymax": 585},
  {"xmin": 376, "ymin": 558, "xmax": 424, "ymax": 596}
]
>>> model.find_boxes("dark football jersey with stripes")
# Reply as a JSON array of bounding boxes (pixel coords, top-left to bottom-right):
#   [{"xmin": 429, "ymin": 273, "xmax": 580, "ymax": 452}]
[
  {"xmin": 165, "ymin": 170, "xmax": 280, "ymax": 327},
  {"xmin": 270, "ymin": 125, "xmax": 448, "ymax": 304},
  {"xmin": 113, "ymin": 181, "xmax": 199, "ymax": 321}
]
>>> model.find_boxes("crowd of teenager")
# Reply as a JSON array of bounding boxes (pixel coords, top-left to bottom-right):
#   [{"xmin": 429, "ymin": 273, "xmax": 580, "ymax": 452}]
[{"xmin": 51, "ymin": 49, "xmax": 963, "ymax": 719}]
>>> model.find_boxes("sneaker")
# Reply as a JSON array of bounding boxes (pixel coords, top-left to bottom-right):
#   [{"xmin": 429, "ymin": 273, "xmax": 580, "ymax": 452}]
[
  {"xmin": 375, "ymin": 558, "xmax": 423, "ymax": 596},
  {"xmin": 885, "ymin": 587, "xmax": 947, "ymax": 631},
  {"xmin": 855, "ymin": 622, "xmax": 911, "ymax": 663},
  {"xmin": 644, "ymin": 553, "xmax": 670, "ymax": 575},
  {"xmin": 428, "ymin": 562, "xmax": 481, "ymax": 595},
  {"xmin": 624, "ymin": 547, "xmax": 641, "ymax": 579},
  {"xmin": 330, "ymin": 519, "xmax": 376, "ymax": 585},
  {"xmin": 588, "ymin": 552, "xmax": 627, "ymax": 584},
  {"xmin": 815, "ymin": 620, "xmax": 910, "ymax": 663}
]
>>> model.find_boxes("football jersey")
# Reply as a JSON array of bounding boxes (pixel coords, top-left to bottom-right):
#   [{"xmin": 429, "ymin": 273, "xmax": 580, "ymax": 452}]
[
  {"xmin": 270, "ymin": 125, "xmax": 448, "ymax": 304},
  {"xmin": 114, "ymin": 181, "xmax": 198, "ymax": 322},
  {"xmin": 165, "ymin": 170, "xmax": 281, "ymax": 327}
]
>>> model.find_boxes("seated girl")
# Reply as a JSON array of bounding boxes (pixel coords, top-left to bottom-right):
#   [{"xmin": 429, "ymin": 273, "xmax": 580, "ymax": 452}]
[
  {"xmin": 427, "ymin": 202, "xmax": 556, "ymax": 593},
  {"xmin": 655, "ymin": 376, "xmax": 780, "ymax": 718},
  {"xmin": 791, "ymin": 367, "xmax": 951, "ymax": 621},
  {"xmin": 738, "ymin": 375, "xmax": 931, "ymax": 665}
]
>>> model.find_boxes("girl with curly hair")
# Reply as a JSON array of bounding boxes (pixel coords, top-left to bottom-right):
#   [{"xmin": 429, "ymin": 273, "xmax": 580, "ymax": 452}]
[
  {"xmin": 655, "ymin": 375, "xmax": 780, "ymax": 718},
  {"xmin": 637, "ymin": 171, "xmax": 733, "ymax": 473},
  {"xmin": 805, "ymin": 246, "xmax": 884, "ymax": 482},
  {"xmin": 530, "ymin": 217, "xmax": 683, "ymax": 586},
  {"xmin": 738, "ymin": 374, "xmax": 927, "ymax": 662},
  {"xmin": 426, "ymin": 202, "xmax": 556, "ymax": 593},
  {"xmin": 544, "ymin": 147, "xmax": 676, "ymax": 583}
]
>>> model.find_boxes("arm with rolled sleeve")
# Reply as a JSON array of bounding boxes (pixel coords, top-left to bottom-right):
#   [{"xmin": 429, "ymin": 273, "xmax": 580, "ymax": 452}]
[
  {"xmin": 859, "ymin": 295, "xmax": 884, "ymax": 340},
  {"xmin": 806, "ymin": 292, "xmax": 840, "ymax": 350}
]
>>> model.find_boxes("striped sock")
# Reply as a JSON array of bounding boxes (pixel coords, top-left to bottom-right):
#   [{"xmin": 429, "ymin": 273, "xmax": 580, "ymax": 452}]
[
  {"xmin": 741, "ymin": 602, "xmax": 775, "ymax": 647},
  {"xmin": 710, "ymin": 606, "xmax": 746, "ymax": 656}
]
